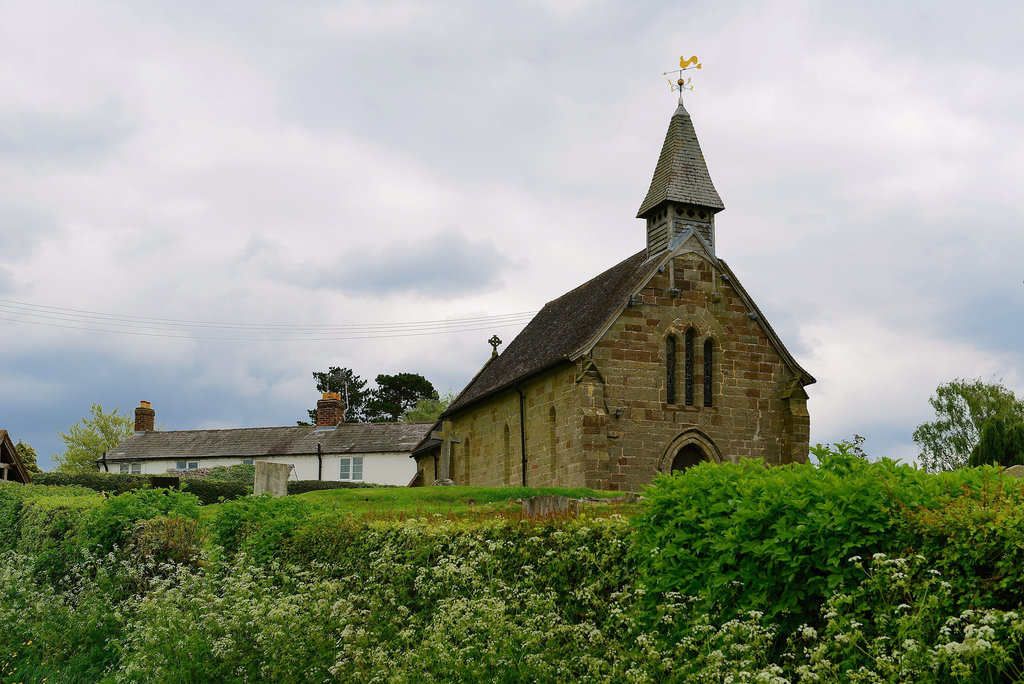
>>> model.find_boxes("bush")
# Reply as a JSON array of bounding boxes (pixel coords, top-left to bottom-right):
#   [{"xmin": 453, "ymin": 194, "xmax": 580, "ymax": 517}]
[
  {"xmin": 287, "ymin": 479, "xmax": 385, "ymax": 495},
  {"xmin": 84, "ymin": 488, "xmax": 200, "ymax": 554},
  {"xmin": 181, "ymin": 479, "xmax": 251, "ymax": 505},
  {"xmin": 126, "ymin": 516, "xmax": 205, "ymax": 568},
  {"xmin": 631, "ymin": 454, "xmax": 1002, "ymax": 632},
  {"xmin": 32, "ymin": 471, "xmax": 179, "ymax": 494},
  {"xmin": 970, "ymin": 417, "xmax": 1024, "ymax": 467}
]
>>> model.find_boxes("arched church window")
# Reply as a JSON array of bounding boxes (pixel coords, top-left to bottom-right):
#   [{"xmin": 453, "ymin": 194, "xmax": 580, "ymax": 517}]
[
  {"xmin": 684, "ymin": 328, "xmax": 695, "ymax": 406},
  {"xmin": 703, "ymin": 338, "xmax": 714, "ymax": 407},
  {"xmin": 666, "ymin": 335, "xmax": 677, "ymax": 404}
]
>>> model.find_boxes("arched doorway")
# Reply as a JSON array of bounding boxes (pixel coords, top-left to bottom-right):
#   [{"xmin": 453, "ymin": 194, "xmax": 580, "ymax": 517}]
[
  {"xmin": 671, "ymin": 443, "xmax": 705, "ymax": 472},
  {"xmin": 658, "ymin": 429, "xmax": 723, "ymax": 474}
]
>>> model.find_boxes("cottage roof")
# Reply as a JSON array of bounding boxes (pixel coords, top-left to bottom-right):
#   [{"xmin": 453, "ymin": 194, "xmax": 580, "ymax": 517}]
[
  {"xmin": 0, "ymin": 430, "xmax": 32, "ymax": 483},
  {"xmin": 105, "ymin": 422, "xmax": 432, "ymax": 462},
  {"xmin": 637, "ymin": 101, "xmax": 724, "ymax": 217}
]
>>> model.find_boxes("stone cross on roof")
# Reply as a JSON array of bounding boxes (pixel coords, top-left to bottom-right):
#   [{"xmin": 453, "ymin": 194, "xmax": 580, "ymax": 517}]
[{"xmin": 431, "ymin": 419, "xmax": 462, "ymax": 481}]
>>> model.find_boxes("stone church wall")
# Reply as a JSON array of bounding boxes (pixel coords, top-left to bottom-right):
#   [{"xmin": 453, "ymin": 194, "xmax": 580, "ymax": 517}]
[{"xmin": 589, "ymin": 251, "xmax": 809, "ymax": 491}]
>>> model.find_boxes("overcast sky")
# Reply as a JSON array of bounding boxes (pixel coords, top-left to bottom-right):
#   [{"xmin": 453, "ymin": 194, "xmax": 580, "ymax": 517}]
[{"xmin": 2, "ymin": 0, "xmax": 1021, "ymax": 469}]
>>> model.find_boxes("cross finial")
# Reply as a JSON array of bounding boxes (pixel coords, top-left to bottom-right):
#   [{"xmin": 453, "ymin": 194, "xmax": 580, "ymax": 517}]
[
  {"xmin": 488, "ymin": 335, "xmax": 502, "ymax": 358},
  {"xmin": 663, "ymin": 55, "xmax": 702, "ymax": 104}
]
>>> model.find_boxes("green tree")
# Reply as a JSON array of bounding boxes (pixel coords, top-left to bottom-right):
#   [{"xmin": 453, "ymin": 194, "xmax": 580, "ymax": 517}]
[
  {"xmin": 299, "ymin": 367, "xmax": 370, "ymax": 425},
  {"xmin": 365, "ymin": 373, "xmax": 437, "ymax": 422},
  {"xmin": 969, "ymin": 417, "xmax": 1024, "ymax": 467},
  {"xmin": 53, "ymin": 403, "xmax": 134, "ymax": 474},
  {"xmin": 13, "ymin": 440, "xmax": 41, "ymax": 473},
  {"xmin": 402, "ymin": 391, "xmax": 456, "ymax": 422},
  {"xmin": 913, "ymin": 379, "xmax": 1024, "ymax": 472}
]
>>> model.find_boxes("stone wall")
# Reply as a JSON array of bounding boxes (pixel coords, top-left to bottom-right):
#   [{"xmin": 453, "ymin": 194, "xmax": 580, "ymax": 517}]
[{"xmin": 590, "ymin": 251, "xmax": 809, "ymax": 491}]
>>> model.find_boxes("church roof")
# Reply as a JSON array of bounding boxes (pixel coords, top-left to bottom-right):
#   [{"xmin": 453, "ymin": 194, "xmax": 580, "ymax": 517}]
[
  {"xmin": 443, "ymin": 249, "xmax": 655, "ymax": 416},
  {"xmin": 637, "ymin": 101, "xmax": 724, "ymax": 217},
  {"xmin": 105, "ymin": 422, "xmax": 432, "ymax": 462}
]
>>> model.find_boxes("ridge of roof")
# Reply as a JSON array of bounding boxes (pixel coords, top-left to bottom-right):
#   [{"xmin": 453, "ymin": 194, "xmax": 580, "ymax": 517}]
[
  {"xmin": 442, "ymin": 250, "xmax": 656, "ymax": 417},
  {"xmin": 637, "ymin": 101, "xmax": 724, "ymax": 217}
]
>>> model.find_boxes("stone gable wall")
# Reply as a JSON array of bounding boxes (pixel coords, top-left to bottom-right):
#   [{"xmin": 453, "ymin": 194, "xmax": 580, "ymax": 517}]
[{"xmin": 589, "ymin": 251, "xmax": 809, "ymax": 491}]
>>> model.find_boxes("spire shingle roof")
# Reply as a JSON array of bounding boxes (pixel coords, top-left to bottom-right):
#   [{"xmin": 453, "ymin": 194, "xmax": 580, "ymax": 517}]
[{"xmin": 637, "ymin": 101, "xmax": 724, "ymax": 217}]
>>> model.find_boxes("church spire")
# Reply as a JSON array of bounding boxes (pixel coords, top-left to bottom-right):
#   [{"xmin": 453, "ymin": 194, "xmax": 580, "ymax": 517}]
[{"xmin": 638, "ymin": 83, "xmax": 724, "ymax": 258}]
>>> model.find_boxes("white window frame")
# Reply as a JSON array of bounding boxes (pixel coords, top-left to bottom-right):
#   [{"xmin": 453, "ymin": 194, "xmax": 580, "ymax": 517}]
[
  {"xmin": 130, "ymin": 463, "xmax": 142, "ymax": 475},
  {"xmin": 119, "ymin": 464, "xmax": 129, "ymax": 474},
  {"xmin": 339, "ymin": 456, "xmax": 363, "ymax": 481}
]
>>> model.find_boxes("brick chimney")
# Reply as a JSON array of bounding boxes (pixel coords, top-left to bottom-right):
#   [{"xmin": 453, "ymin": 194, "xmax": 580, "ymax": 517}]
[
  {"xmin": 135, "ymin": 400, "xmax": 155, "ymax": 432},
  {"xmin": 316, "ymin": 392, "xmax": 345, "ymax": 427}
]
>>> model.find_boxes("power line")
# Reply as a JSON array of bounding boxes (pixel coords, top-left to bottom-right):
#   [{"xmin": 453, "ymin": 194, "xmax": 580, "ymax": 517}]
[{"xmin": 0, "ymin": 299, "xmax": 537, "ymax": 341}]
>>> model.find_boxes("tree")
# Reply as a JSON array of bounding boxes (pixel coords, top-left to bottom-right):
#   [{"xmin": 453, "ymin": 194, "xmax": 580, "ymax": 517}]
[
  {"xmin": 365, "ymin": 373, "xmax": 437, "ymax": 422},
  {"xmin": 299, "ymin": 367, "xmax": 369, "ymax": 425},
  {"xmin": 913, "ymin": 379, "xmax": 1024, "ymax": 472},
  {"xmin": 53, "ymin": 403, "xmax": 134, "ymax": 474},
  {"xmin": 402, "ymin": 391, "xmax": 456, "ymax": 423},
  {"xmin": 14, "ymin": 440, "xmax": 41, "ymax": 473},
  {"xmin": 969, "ymin": 417, "xmax": 1024, "ymax": 468}
]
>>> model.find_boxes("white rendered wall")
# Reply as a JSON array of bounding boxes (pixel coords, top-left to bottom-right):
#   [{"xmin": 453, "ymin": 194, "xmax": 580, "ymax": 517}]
[{"xmin": 114, "ymin": 452, "xmax": 415, "ymax": 486}]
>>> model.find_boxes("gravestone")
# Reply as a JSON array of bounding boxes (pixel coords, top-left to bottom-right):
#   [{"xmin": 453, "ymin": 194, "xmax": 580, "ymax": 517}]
[
  {"xmin": 522, "ymin": 495, "xmax": 573, "ymax": 518},
  {"xmin": 1004, "ymin": 465, "xmax": 1024, "ymax": 479},
  {"xmin": 254, "ymin": 461, "xmax": 290, "ymax": 497},
  {"xmin": 430, "ymin": 420, "xmax": 462, "ymax": 482}
]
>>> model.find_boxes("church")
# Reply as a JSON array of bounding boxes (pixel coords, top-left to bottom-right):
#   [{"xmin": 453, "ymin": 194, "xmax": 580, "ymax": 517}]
[{"xmin": 412, "ymin": 95, "xmax": 815, "ymax": 491}]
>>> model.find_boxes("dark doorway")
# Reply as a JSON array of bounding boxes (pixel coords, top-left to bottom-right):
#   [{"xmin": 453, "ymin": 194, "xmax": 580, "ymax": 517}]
[{"xmin": 671, "ymin": 443, "xmax": 704, "ymax": 472}]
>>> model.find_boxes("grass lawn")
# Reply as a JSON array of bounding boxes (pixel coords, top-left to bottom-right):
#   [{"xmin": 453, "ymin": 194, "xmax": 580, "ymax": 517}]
[{"xmin": 200, "ymin": 485, "xmax": 634, "ymax": 520}]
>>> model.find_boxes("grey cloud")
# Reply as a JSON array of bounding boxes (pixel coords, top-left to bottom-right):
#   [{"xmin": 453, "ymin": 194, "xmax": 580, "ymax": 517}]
[
  {"xmin": 290, "ymin": 228, "xmax": 512, "ymax": 297},
  {"xmin": 0, "ymin": 106, "xmax": 133, "ymax": 161}
]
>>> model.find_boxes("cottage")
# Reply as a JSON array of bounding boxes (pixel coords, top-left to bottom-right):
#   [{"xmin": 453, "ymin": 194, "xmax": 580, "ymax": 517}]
[
  {"xmin": 103, "ymin": 395, "xmax": 430, "ymax": 486},
  {"xmin": 412, "ymin": 96, "xmax": 814, "ymax": 491}
]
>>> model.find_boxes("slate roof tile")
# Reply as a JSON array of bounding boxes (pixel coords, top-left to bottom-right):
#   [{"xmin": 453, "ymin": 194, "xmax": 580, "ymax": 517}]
[{"xmin": 105, "ymin": 422, "xmax": 433, "ymax": 462}]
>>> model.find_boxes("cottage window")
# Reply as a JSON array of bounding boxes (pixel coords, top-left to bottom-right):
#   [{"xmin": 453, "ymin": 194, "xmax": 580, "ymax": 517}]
[
  {"xmin": 666, "ymin": 335, "xmax": 677, "ymax": 404},
  {"xmin": 131, "ymin": 463, "xmax": 142, "ymax": 475},
  {"xmin": 703, "ymin": 338, "xmax": 714, "ymax": 407},
  {"xmin": 242, "ymin": 459, "xmax": 254, "ymax": 465},
  {"xmin": 176, "ymin": 461, "xmax": 186, "ymax": 470},
  {"xmin": 119, "ymin": 464, "xmax": 129, "ymax": 474},
  {"xmin": 684, "ymin": 328, "xmax": 695, "ymax": 406},
  {"xmin": 188, "ymin": 461, "xmax": 199, "ymax": 470},
  {"xmin": 340, "ymin": 456, "xmax": 363, "ymax": 481}
]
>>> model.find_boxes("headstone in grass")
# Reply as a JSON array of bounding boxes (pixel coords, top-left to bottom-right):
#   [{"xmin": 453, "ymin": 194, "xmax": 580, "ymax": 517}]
[
  {"xmin": 522, "ymin": 495, "xmax": 573, "ymax": 518},
  {"xmin": 1004, "ymin": 465, "xmax": 1024, "ymax": 478},
  {"xmin": 254, "ymin": 461, "xmax": 290, "ymax": 497}
]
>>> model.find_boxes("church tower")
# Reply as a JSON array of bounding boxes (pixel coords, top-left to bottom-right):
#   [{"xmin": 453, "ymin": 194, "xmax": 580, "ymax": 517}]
[{"xmin": 637, "ymin": 99, "xmax": 724, "ymax": 258}]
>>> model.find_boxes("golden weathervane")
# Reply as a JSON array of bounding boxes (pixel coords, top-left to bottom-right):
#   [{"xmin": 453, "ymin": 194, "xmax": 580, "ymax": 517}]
[{"xmin": 663, "ymin": 55, "xmax": 703, "ymax": 94}]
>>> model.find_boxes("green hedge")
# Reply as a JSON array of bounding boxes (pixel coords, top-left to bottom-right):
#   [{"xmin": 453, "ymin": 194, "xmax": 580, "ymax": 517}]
[
  {"xmin": 181, "ymin": 480, "xmax": 252, "ymax": 505},
  {"xmin": 287, "ymin": 479, "xmax": 385, "ymax": 495},
  {"xmin": 32, "ymin": 472, "xmax": 178, "ymax": 495},
  {"xmin": 631, "ymin": 454, "xmax": 1010, "ymax": 631}
]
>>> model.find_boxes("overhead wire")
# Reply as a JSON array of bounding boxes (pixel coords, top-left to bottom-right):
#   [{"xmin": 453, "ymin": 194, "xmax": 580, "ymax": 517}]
[{"xmin": 0, "ymin": 299, "xmax": 537, "ymax": 341}]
